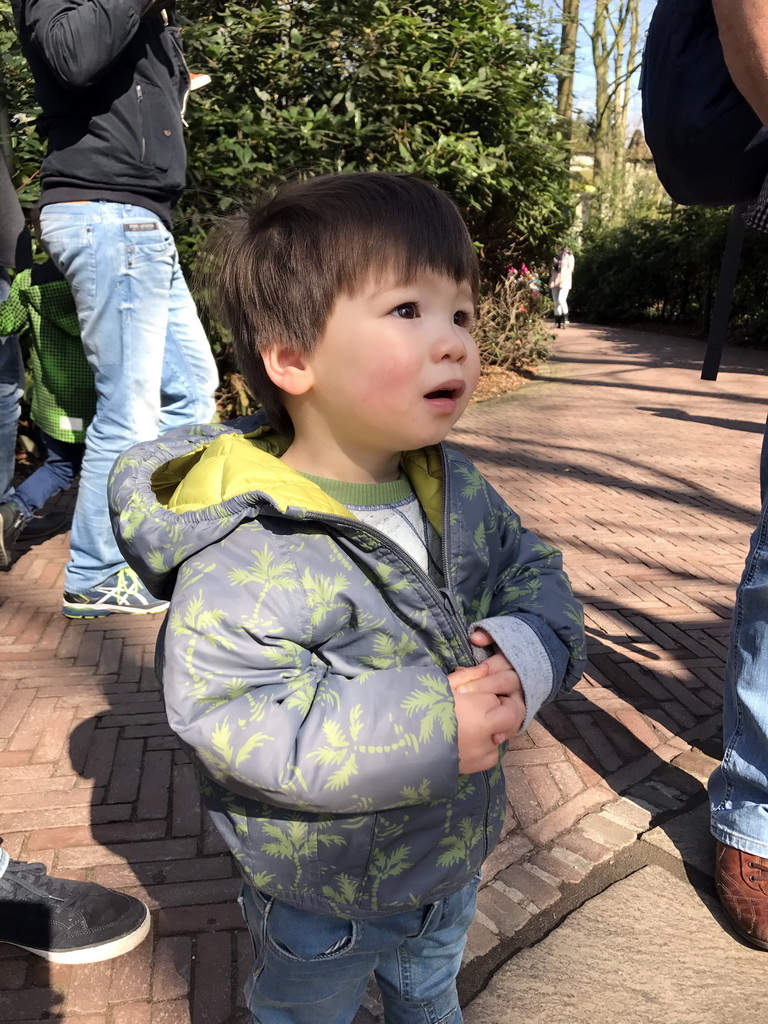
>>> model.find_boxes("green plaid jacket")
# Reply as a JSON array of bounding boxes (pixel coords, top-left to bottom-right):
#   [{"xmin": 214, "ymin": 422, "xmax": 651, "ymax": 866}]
[{"xmin": 0, "ymin": 263, "xmax": 94, "ymax": 444}]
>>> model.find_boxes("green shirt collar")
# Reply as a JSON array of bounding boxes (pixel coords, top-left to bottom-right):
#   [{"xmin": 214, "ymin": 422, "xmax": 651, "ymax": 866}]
[{"xmin": 300, "ymin": 471, "xmax": 413, "ymax": 507}]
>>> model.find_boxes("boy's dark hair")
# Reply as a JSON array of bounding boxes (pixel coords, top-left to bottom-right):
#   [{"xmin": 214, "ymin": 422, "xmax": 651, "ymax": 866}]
[{"xmin": 199, "ymin": 172, "xmax": 480, "ymax": 433}]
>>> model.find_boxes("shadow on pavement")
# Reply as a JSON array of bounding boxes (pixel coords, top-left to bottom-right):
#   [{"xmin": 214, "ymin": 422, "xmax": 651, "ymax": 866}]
[
  {"xmin": 556, "ymin": 323, "xmax": 768, "ymax": 377},
  {"xmin": 638, "ymin": 406, "xmax": 765, "ymax": 434},
  {"xmin": 0, "ymin": 907, "xmax": 62, "ymax": 1021},
  {"xmin": 452, "ymin": 435, "xmax": 760, "ymax": 528},
  {"xmin": 67, "ymin": 640, "xmax": 250, "ymax": 1024}
]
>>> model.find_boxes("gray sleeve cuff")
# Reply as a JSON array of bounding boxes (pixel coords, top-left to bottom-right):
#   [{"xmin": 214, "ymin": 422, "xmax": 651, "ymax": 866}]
[{"xmin": 472, "ymin": 615, "xmax": 568, "ymax": 733}]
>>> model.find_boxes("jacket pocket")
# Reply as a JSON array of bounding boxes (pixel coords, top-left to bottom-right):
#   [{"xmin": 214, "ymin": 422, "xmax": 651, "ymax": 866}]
[{"xmin": 136, "ymin": 80, "xmax": 181, "ymax": 173}]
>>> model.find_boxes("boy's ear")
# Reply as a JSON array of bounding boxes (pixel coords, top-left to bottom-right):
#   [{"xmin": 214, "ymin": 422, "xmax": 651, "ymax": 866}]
[{"xmin": 260, "ymin": 344, "xmax": 314, "ymax": 396}]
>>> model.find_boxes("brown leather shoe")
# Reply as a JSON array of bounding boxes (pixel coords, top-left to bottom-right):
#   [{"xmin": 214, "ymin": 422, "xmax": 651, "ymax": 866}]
[{"xmin": 715, "ymin": 839, "xmax": 768, "ymax": 950}]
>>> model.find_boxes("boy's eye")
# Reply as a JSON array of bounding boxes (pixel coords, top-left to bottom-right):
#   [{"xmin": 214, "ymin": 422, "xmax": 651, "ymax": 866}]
[
  {"xmin": 391, "ymin": 302, "xmax": 418, "ymax": 319},
  {"xmin": 454, "ymin": 310, "xmax": 473, "ymax": 328}
]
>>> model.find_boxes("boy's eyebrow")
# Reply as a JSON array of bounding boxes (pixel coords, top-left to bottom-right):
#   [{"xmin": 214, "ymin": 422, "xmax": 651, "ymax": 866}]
[
  {"xmin": 365, "ymin": 276, "xmax": 477, "ymax": 300},
  {"xmin": 364, "ymin": 276, "xmax": 415, "ymax": 299}
]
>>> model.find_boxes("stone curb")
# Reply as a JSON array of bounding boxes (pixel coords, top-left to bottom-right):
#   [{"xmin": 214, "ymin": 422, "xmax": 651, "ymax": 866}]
[{"xmin": 354, "ymin": 745, "xmax": 719, "ymax": 1022}]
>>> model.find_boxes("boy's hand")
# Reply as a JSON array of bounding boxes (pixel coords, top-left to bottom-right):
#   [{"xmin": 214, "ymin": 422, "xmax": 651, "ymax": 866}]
[
  {"xmin": 448, "ymin": 628, "xmax": 526, "ymax": 745},
  {"xmin": 453, "ymin": 689, "xmax": 515, "ymax": 775}
]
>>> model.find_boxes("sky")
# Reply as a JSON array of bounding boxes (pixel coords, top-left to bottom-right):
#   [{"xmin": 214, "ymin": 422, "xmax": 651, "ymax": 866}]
[{"xmin": 567, "ymin": 0, "xmax": 656, "ymax": 130}]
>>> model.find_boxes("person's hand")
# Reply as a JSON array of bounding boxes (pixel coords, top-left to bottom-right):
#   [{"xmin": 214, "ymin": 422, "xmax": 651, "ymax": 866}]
[
  {"xmin": 452, "ymin": 688, "xmax": 509, "ymax": 774},
  {"xmin": 449, "ymin": 628, "xmax": 526, "ymax": 744}
]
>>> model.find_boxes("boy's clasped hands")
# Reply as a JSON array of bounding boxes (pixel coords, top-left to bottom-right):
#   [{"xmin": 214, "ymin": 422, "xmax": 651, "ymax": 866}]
[{"xmin": 447, "ymin": 627, "xmax": 526, "ymax": 775}]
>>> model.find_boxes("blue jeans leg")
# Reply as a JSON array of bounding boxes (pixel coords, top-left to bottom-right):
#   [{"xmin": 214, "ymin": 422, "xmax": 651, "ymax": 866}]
[
  {"xmin": 10, "ymin": 433, "xmax": 84, "ymax": 521},
  {"xmin": 40, "ymin": 202, "xmax": 218, "ymax": 593},
  {"xmin": 710, "ymin": 485, "xmax": 768, "ymax": 857},
  {"xmin": 373, "ymin": 878, "xmax": 478, "ymax": 1024},
  {"xmin": 239, "ymin": 879, "xmax": 479, "ymax": 1024},
  {"xmin": 0, "ymin": 273, "xmax": 23, "ymax": 502}
]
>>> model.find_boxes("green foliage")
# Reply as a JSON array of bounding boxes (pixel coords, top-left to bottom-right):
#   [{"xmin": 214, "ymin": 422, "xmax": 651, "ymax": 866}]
[
  {"xmin": 1, "ymin": 1, "xmax": 568, "ymax": 393},
  {"xmin": 573, "ymin": 207, "xmax": 727, "ymax": 329},
  {"xmin": 0, "ymin": 7, "xmax": 43, "ymax": 206},
  {"xmin": 177, "ymin": 0, "xmax": 570, "ymax": 275},
  {"xmin": 573, "ymin": 206, "xmax": 768, "ymax": 347},
  {"xmin": 2, "ymin": 1, "xmax": 569, "ymax": 247}
]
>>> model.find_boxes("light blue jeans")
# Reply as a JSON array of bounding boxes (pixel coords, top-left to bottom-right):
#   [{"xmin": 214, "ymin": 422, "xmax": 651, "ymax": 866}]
[
  {"xmin": 40, "ymin": 202, "xmax": 218, "ymax": 592},
  {"xmin": 710, "ymin": 434, "xmax": 768, "ymax": 857},
  {"xmin": 0, "ymin": 273, "xmax": 24, "ymax": 502},
  {"xmin": 239, "ymin": 877, "xmax": 480, "ymax": 1024}
]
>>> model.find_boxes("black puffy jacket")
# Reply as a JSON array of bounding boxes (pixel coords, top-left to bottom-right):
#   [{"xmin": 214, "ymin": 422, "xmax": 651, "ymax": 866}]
[{"xmin": 12, "ymin": 0, "xmax": 189, "ymax": 209}]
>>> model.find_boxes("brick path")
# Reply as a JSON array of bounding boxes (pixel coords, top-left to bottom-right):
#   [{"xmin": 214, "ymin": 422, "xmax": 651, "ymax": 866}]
[{"xmin": 1, "ymin": 323, "xmax": 765, "ymax": 1023}]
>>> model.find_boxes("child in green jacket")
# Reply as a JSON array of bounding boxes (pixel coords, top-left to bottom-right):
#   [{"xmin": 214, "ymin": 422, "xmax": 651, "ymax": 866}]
[{"xmin": 0, "ymin": 258, "xmax": 94, "ymax": 569}]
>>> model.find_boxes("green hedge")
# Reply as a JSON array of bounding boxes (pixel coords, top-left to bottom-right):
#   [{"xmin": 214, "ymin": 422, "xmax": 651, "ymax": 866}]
[{"xmin": 572, "ymin": 205, "xmax": 768, "ymax": 346}]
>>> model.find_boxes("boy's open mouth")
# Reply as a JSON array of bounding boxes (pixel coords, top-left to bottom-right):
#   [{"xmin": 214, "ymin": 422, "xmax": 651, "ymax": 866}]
[{"xmin": 424, "ymin": 382, "xmax": 464, "ymax": 401}]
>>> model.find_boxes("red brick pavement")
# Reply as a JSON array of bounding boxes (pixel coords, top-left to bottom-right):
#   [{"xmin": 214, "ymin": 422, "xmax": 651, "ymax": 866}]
[{"xmin": 1, "ymin": 324, "xmax": 764, "ymax": 1022}]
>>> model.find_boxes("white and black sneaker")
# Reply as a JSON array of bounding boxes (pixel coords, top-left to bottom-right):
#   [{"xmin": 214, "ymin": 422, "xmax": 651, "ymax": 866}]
[
  {"xmin": 0, "ymin": 858, "xmax": 150, "ymax": 964},
  {"xmin": 62, "ymin": 566, "xmax": 169, "ymax": 618}
]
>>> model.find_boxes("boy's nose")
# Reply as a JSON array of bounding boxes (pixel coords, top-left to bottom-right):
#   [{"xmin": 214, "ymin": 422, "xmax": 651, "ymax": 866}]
[{"xmin": 434, "ymin": 321, "xmax": 469, "ymax": 362}]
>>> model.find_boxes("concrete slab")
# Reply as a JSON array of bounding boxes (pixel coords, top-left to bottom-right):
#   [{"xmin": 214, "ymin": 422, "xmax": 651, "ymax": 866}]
[
  {"xmin": 642, "ymin": 801, "xmax": 716, "ymax": 877},
  {"xmin": 464, "ymin": 866, "xmax": 766, "ymax": 1024}
]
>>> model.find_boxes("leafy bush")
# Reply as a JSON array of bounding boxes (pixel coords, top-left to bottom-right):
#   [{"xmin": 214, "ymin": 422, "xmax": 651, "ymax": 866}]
[
  {"xmin": 176, "ymin": 0, "xmax": 570, "ymax": 282},
  {"xmin": 1, "ymin": 0, "xmax": 565, "ymax": 414},
  {"xmin": 0, "ymin": 3, "xmax": 570, "ymax": 266},
  {"xmin": 474, "ymin": 269, "xmax": 551, "ymax": 370}
]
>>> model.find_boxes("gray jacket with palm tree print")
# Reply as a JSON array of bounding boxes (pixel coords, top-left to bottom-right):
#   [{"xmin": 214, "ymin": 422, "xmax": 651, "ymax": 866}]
[{"xmin": 109, "ymin": 414, "xmax": 586, "ymax": 919}]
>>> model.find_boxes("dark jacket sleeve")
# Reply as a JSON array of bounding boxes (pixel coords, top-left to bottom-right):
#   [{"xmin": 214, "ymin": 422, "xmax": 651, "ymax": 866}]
[
  {"xmin": 23, "ymin": 0, "xmax": 148, "ymax": 89},
  {"xmin": 0, "ymin": 275, "xmax": 30, "ymax": 336}
]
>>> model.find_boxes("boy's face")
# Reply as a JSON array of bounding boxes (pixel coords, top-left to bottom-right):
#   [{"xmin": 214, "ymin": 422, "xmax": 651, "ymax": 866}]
[{"xmin": 297, "ymin": 271, "xmax": 480, "ymax": 462}]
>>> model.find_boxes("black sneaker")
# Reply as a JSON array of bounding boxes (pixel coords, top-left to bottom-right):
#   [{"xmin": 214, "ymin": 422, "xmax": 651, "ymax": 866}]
[
  {"xmin": 0, "ymin": 859, "xmax": 151, "ymax": 963},
  {"xmin": 21, "ymin": 509, "xmax": 69, "ymax": 541},
  {"xmin": 0, "ymin": 502, "xmax": 25, "ymax": 571}
]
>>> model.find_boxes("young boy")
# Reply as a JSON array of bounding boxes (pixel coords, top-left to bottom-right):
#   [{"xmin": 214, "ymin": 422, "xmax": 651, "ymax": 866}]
[{"xmin": 109, "ymin": 173, "xmax": 586, "ymax": 1023}]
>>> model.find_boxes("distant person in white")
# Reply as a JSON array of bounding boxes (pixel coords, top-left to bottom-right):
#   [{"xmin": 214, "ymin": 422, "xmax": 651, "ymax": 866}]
[{"xmin": 549, "ymin": 246, "xmax": 574, "ymax": 329}]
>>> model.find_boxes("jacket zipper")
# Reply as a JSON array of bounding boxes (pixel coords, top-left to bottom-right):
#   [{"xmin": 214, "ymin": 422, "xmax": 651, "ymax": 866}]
[
  {"xmin": 436, "ymin": 447, "xmax": 492, "ymax": 861},
  {"xmin": 136, "ymin": 84, "xmax": 146, "ymax": 161},
  {"xmin": 301, "ymin": 447, "xmax": 495, "ymax": 852},
  {"xmin": 302, "ymin": 450, "xmax": 475, "ymax": 668},
  {"xmin": 166, "ymin": 15, "xmax": 191, "ymax": 125}
]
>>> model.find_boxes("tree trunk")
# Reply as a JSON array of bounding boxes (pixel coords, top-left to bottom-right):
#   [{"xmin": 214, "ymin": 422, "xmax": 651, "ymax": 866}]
[
  {"xmin": 557, "ymin": 0, "xmax": 580, "ymax": 126},
  {"xmin": 589, "ymin": 0, "xmax": 642, "ymax": 226}
]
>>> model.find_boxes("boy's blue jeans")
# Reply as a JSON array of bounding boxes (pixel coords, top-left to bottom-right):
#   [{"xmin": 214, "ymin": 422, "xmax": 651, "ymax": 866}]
[{"xmin": 239, "ymin": 876, "xmax": 480, "ymax": 1024}]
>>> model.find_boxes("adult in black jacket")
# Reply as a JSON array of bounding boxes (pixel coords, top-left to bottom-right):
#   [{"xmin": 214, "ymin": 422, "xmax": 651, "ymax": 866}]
[{"xmin": 11, "ymin": 0, "xmax": 218, "ymax": 617}]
